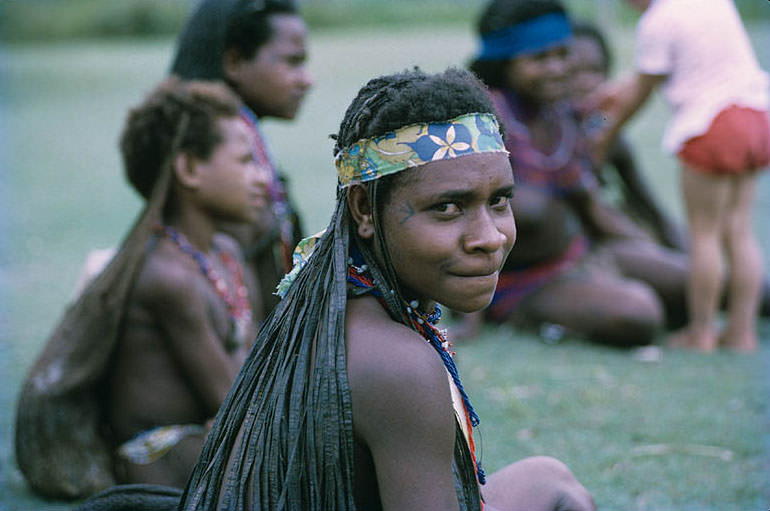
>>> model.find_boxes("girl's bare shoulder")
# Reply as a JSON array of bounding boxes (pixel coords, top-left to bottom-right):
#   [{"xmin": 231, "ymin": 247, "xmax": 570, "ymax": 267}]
[{"xmin": 345, "ymin": 295, "xmax": 449, "ymax": 410}]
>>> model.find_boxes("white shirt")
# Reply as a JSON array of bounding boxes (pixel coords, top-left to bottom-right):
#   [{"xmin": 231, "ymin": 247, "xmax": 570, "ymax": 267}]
[{"xmin": 635, "ymin": 0, "xmax": 769, "ymax": 153}]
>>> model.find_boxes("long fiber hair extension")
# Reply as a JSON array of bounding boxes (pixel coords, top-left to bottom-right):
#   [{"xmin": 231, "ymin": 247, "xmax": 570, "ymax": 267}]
[{"xmin": 178, "ymin": 68, "xmax": 492, "ymax": 510}]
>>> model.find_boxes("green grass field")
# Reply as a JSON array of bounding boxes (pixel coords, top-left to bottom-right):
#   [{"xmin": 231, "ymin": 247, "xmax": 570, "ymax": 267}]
[{"xmin": 1, "ymin": 22, "xmax": 769, "ymax": 511}]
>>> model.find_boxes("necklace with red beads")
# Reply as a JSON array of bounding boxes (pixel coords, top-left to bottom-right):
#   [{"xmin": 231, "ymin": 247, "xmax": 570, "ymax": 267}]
[{"xmin": 157, "ymin": 225, "xmax": 252, "ymax": 347}]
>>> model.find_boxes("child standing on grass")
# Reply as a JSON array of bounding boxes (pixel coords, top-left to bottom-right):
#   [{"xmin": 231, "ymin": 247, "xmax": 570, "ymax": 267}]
[{"xmin": 591, "ymin": 0, "xmax": 770, "ymax": 352}]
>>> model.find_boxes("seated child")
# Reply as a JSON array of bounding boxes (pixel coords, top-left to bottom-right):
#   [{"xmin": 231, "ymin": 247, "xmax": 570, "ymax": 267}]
[
  {"xmin": 15, "ymin": 77, "xmax": 268, "ymax": 497},
  {"xmin": 108, "ymin": 77, "xmax": 267, "ymax": 487}
]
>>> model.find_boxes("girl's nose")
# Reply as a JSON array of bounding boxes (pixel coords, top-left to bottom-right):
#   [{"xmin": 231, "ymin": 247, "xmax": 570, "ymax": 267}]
[{"xmin": 464, "ymin": 210, "xmax": 509, "ymax": 253}]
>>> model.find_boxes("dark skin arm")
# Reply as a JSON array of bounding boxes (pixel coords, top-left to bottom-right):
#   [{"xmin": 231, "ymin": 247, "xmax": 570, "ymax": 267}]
[
  {"xmin": 144, "ymin": 261, "xmax": 243, "ymax": 416},
  {"xmin": 347, "ymin": 297, "xmax": 461, "ymax": 511},
  {"xmin": 585, "ymin": 72, "xmax": 665, "ymax": 164},
  {"xmin": 582, "ymin": 72, "xmax": 684, "ymax": 246},
  {"xmin": 567, "ymin": 185, "xmax": 652, "ymax": 243}
]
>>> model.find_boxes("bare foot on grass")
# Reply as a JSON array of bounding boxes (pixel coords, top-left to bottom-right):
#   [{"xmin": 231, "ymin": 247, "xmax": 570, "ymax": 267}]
[
  {"xmin": 666, "ymin": 327, "xmax": 718, "ymax": 353},
  {"xmin": 718, "ymin": 329, "xmax": 758, "ymax": 353}
]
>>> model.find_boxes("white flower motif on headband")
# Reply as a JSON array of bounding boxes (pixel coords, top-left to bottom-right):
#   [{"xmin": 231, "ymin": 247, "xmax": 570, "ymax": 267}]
[{"xmin": 430, "ymin": 125, "xmax": 471, "ymax": 160}]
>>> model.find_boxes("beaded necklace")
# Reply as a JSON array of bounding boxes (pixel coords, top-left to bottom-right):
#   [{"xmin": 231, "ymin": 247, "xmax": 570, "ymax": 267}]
[
  {"xmin": 346, "ymin": 262, "xmax": 486, "ymax": 485},
  {"xmin": 157, "ymin": 225, "xmax": 252, "ymax": 348}
]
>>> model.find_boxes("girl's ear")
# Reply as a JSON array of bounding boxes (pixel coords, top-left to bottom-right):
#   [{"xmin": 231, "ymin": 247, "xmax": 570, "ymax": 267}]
[
  {"xmin": 347, "ymin": 185, "xmax": 374, "ymax": 239},
  {"xmin": 222, "ymin": 47, "xmax": 243, "ymax": 84},
  {"xmin": 173, "ymin": 152, "xmax": 200, "ymax": 190}
]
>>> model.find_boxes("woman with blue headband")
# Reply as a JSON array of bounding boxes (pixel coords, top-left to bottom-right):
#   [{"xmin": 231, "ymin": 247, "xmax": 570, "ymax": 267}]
[
  {"xmin": 462, "ymin": 0, "xmax": 702, "ymax": 346},
  {"xmin": 76, "ymin": 67, "xmax": 594, "ymax": 511}
]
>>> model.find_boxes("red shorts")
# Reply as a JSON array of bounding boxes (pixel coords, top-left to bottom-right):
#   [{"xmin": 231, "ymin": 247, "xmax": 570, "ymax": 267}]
[{"xmin": 678, "ymin": 105, "xmax": 770, "ymax": 174}]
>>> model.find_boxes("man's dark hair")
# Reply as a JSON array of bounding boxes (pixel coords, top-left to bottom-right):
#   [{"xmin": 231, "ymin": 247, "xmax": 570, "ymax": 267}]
[
  {"xmin": 170, "ymin": 0, "xmax": 297, "ymax": 80},
  {"xmin": 120, "ymin": 77, "xmax": 241, "ymax": 199},
  {"xmin": 469, "ymin": 0, "xmax": 568, "ymax": 88},
  {"xmin": 225, "ymin": 0, "xmax": 297, "ymax": 61}
]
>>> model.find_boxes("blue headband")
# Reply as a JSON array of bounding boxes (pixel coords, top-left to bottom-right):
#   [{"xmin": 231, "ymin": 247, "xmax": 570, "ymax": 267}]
[{"xmin": 477, "ymin": 12, "xmax": 572, "ymax": 61}]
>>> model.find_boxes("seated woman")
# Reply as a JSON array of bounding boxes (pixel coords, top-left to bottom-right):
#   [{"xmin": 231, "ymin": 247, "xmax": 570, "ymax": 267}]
[
  {"xmin": 458, "ymin": 0, "xmax": 699, "ymax": 346},
  {"xmin": 77, "ymin": 68, "xmax": 595, "ymax": 511}
]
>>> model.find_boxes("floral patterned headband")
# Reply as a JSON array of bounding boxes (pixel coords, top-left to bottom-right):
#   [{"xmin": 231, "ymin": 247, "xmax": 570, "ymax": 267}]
[{"xmin": 334, "ymin": 112, "xmax": 508, "ymax": 188}]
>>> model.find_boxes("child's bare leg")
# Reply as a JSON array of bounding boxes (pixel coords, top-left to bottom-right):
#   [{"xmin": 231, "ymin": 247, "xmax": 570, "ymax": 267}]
[
  {"xmin": 673, "ymin": 166, "xmax": 731, "ymax": 351},
  {"xmin": 720, "ymin": 172, "xmax": 762, "ymax": 352}
]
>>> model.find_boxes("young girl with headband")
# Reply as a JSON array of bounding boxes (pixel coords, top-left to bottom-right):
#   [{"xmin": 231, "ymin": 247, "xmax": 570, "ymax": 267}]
[
  {"xmin": 167, "ymin": 66, "xmax": 595, "ymax": 511},
  {"xmin": 76, "ymin": 67, "xmax": 594, "ymax": 511}
]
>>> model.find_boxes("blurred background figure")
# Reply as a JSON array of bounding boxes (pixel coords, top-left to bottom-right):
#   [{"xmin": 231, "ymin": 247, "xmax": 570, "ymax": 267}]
[
  {"xmin": 171, "ymin": 0, "xmax": 313, "ymax": 321},
  {"xmin": 106, "ymin": 78, "xmax": 263, "ymax": 488},
  {"xmin": 15, "ymin": 78, "xmax": 265, "ymax": 497},
  {"xmin": 458, "ymin": 0, "xmax": 697, "ymax": 347},
  {"xmin": 570, "ymin": 20, "xmax": 687, "ymax": 251},
  {"xmin": 69, "ymin": 0, "xmax": 315, "ymax": 323},
  {"xmin": 588, "ymin": 0, "xmax": 770, "ymax": 352}
]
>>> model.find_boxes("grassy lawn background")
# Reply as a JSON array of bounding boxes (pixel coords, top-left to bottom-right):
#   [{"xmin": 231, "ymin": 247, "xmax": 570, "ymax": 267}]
[{"xmin": 1, "ymin": 21, "xmax": 768, "ymax": 511}]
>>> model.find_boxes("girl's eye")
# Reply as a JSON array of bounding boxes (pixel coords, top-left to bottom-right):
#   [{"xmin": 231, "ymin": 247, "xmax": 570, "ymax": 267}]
[
  {"xmin": 433, "ymin": 202, "xmax": 461, "ymax": 216},
  {"xmin": 491, "ymin": 194, "xmax": 512, "ymax": 209}
]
